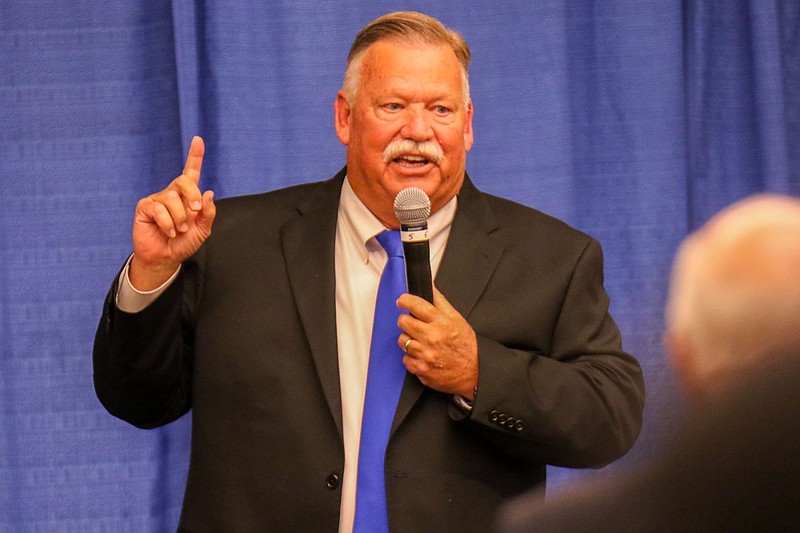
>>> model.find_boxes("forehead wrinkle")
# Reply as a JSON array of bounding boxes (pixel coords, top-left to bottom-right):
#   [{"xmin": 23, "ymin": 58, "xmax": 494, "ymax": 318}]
[{"xmin": 358, "ymin": 42, "xmax": 467, "ymax": 109}]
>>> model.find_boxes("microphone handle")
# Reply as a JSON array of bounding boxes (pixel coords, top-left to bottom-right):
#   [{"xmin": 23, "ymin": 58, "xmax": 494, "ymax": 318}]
[{"xmin": 402, "ymin": 240, "xmax": 434, "ymax": 304}]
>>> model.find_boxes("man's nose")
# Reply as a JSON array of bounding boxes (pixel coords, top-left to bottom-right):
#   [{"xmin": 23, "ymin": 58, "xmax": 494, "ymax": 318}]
[{"xmin": 400, "ymin": 108, "xmax": 434, "ymax": 141}]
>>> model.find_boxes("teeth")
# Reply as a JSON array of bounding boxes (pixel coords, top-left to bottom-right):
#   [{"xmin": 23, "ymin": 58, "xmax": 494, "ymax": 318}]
[{"xmin": 401, "ymin": 155, "xmax": 428, "ymax": 162}]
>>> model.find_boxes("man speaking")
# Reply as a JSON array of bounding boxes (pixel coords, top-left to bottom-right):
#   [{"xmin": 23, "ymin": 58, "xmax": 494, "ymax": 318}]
[{"xmin": 93, "ymin": 11, "xmax": 645, "ymax": 532}]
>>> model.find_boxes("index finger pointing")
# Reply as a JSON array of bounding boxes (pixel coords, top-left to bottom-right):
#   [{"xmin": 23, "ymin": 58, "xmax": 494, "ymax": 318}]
[{"xmin": 182, "ymin": 135, "xmax": 205, "ymax": 183}]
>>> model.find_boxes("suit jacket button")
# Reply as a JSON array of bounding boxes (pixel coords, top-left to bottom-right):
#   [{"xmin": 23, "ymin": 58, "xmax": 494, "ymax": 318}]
[
  {"xmin": 489, "ymin": 410, "xmax": 499, "ymax": 422},
  {"xmin": 515, "ymin": 419, "xmax": 525, "ymax": 432},
  {"xmin": 326, "ymin": 473, "xmax": 340, "ymax": 490}
]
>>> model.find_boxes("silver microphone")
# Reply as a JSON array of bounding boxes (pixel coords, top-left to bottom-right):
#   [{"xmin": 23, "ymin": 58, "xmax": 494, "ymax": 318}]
[{"xmin": 393, "ymin": 188, "xmax": 433, "ymax": 303}]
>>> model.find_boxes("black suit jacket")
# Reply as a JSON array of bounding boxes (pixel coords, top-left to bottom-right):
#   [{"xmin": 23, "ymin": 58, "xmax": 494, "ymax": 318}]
[{"xmin": 94, "ymin": 169, "xmax": 644, "ymax": 532}]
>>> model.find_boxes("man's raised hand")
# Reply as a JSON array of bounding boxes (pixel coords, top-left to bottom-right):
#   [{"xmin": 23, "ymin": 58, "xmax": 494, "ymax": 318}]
[{"xmin": 130, "ymin": 136, "xmax": 216, "ymax": 290}]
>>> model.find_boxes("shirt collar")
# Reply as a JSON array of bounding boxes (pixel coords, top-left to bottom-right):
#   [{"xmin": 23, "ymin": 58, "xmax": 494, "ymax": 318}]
[{"xmin": 338, "ymin": 177, "xmax": 458, "ymax": 264}]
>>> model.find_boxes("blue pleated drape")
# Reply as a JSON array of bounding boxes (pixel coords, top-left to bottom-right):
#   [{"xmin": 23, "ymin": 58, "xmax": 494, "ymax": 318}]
[{"xmin": 1, "ymin": 1, "xmax": 798, "ymax": 530}]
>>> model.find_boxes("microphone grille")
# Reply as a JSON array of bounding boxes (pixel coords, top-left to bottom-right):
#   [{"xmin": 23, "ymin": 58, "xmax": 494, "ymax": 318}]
[{"xmin": 393, "ymin": 187, "xmax": 431, "ymax": 225}]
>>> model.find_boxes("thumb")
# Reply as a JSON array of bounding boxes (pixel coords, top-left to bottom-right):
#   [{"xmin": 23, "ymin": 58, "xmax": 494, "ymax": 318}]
[
  {"xmin": 194, "ymin": 190, "xmax": 217, "ymax": 236},
  {"xmin": 432, "ymin": 284, "xmax": 454, "ymax": 312},
  {"xmin": 432, "ymin": 285, "xmax": 469, "ymax": 324}
]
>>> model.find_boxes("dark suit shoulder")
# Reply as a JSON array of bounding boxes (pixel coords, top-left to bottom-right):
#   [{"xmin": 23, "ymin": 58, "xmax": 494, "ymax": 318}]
[
  {"xmin": 210, "ymin": 171, "xmax": 344, "ymax": 234},
  {"xmin": 214, "ymin": 181, "xmax": 325, "ymax": 222},
  {"xmin": 468, "ymin": 188, "xmax": 596, "ymax": 253}
]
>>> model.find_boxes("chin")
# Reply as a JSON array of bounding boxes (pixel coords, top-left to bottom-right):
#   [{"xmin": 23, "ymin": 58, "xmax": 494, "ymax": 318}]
[{"xmin": 389, "ymin": 176, "xmax": 440, "ymax": 195}]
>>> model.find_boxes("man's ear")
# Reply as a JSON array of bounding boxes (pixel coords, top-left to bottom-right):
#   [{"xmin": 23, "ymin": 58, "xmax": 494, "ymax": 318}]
[
  {"xmin": 463, "ymin": 99, "xmax": 474, "ymax": 152},
  {"xmin": 334, "ymin": 92, "xmax": 351, "ymax": 145}
]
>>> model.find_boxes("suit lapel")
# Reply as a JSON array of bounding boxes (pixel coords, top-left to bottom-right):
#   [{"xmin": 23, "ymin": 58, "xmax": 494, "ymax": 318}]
[
  {"xmin": 281, "ymin": 171, "xmax": 346, "ymax": 435},
  {"xmin": 434, "ymin": 177, "xmax": 504, "ymax": 318},
  {"xmin": 393, "ymin": 176, "xmax": 504, "ymax": 429},
  {"xmin": 280, "ymin": 172, "xmax": 504, "ymax": 435}
]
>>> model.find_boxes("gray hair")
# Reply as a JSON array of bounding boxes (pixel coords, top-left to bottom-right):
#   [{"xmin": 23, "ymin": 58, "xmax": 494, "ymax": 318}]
[
  {"xmin": 666, "ymin": 194, "xmax": 800, "ymax": 377},
  {"xmin": 341, "ymin": 11, "xmax": 471, "ymax": 109}
]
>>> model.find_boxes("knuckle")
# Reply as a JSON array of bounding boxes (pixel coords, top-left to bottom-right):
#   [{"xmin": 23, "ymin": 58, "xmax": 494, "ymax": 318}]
[
  {"xmin": 164, "ymin": 188, "xmax": 181, "ymax": 201},
  {"xmin": 136, "ymin": 197, "xmax": 152, "ymax": 211}
]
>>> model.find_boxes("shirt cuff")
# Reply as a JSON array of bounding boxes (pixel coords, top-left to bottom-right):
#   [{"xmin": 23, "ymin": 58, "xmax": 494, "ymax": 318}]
[{"xmin": 115, "ymin": 254, "xmax": 180, "ymax": 313}]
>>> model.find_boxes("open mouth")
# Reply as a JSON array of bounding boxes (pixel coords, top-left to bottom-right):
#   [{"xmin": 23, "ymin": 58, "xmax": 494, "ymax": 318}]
[
  {"xmin": 393, "ymin": 154, "xmax": 432, "ymax": 167},
  {"xmin": 383, "ymin": 140, "xmax": 444, "ymax": 167}
]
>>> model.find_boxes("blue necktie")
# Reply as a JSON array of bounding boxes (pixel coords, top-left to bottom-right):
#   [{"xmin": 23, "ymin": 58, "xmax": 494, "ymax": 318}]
[{"xmin": 353, "ymin": 230, "xmax": 407, "ymax": 533}]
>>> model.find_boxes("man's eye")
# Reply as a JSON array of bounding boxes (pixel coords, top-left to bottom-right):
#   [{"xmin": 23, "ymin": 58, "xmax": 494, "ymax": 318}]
[
  {"xmin": 384, "ymin": 103, "xmax": 402, "ymax": 111},
  {"xmin": 434, "ymin": 106, "xmax": 451, "ymax": 115}
]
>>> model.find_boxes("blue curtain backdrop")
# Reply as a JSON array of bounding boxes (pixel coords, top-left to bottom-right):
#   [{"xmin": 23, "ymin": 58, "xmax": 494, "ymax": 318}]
[{"xmin": 1, "ymin": 0, "xmax": 798, "ymax": 530}]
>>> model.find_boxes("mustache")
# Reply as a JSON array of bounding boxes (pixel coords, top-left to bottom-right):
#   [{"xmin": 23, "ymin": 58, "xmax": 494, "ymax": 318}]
[{"xmin": 383, "ymin": 139, "xmax": 444, "ymax": 165}]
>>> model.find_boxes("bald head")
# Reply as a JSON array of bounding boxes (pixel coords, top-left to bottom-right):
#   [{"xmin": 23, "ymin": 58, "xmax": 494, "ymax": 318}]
[{"xmin": 666, "ymin": 194, "xmax": 800, "ymax": 397}]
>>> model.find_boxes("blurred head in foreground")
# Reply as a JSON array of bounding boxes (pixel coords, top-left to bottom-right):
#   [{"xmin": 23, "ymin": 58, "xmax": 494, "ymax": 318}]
[{"xmin": 665, "ymin": 194, "xmax": 800, "ymax": 402}]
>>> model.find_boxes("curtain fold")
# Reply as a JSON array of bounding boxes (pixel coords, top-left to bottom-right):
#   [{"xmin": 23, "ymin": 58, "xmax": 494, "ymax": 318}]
[
  {"xmin": 171, "ymin": 0, "xmax": 203, "ymax": 152},
  {"xmin": 0, "ymin": 2, "xmax": 188, "ymax": 529},
  {"xmin": 1, "ymin": 1, "xmax": 798, "ymax": 530},
  {"xmin": 684, "ymin": 0, "xmax": 799, "ymax": 228}
]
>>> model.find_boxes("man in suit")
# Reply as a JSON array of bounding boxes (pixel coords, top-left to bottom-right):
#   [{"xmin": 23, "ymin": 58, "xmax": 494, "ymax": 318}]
[
  {"xmin": 497, "ymin": 194, "xmax": 800, "ymax": 532},
  {"xmin": 94, "ymin": 11, "xmax": 645, "ymax": 532}
]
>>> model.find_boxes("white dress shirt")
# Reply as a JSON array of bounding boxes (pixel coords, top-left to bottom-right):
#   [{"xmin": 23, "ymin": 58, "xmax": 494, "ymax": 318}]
[
  {"xmin": 334, "ymin": 179, "xmax": 454, "ymax": 532},
  {"xmin": 116, "ymin": 177, "xmax": 456, "ymax": 532}
]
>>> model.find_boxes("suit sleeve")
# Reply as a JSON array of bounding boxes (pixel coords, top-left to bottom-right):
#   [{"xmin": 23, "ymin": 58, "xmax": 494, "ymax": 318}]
[
  {"xmin": 92, "ymin": 263, "xmax": 195, "ymax": 429},
  {"xmin": 455, "ymin": 238, "xmax": 645, "ymax": 468}
]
